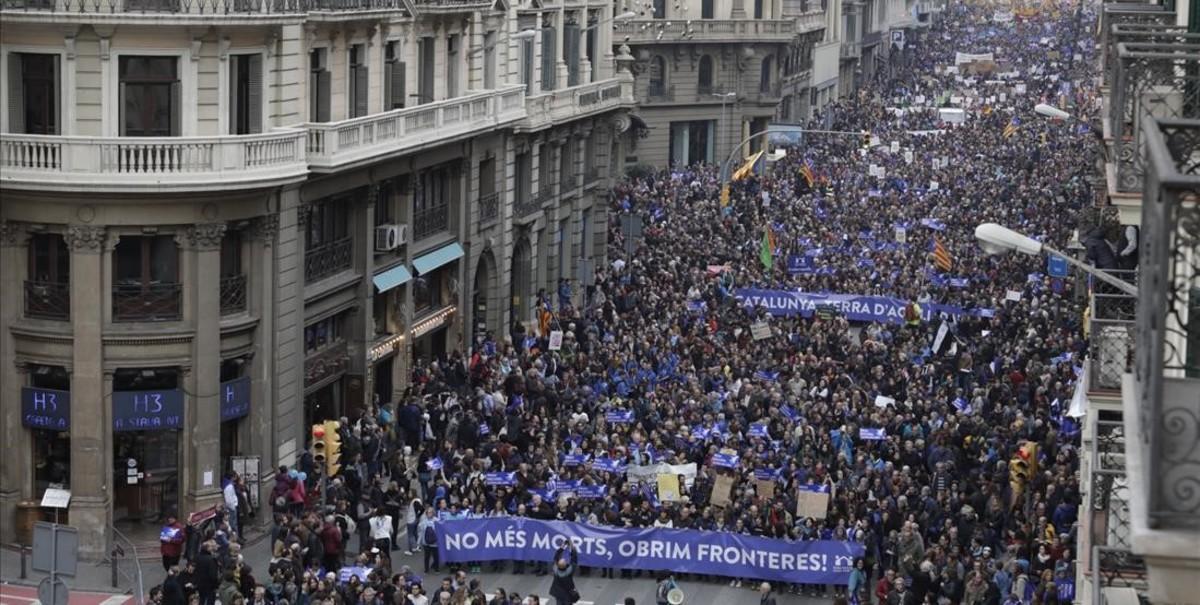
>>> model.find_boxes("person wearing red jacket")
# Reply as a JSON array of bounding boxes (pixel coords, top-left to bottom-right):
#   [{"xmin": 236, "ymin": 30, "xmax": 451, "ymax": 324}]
[
  {"xmin": 876, "ymin": 568, "xmax": 896, "ymax": 604},
  {"xmin": 160, "ymin": 515, "xmax": 185, "ymax": 572},
  {"xmin": 320, "ymin": 515, "xmax": 343, "ymax": 572}
]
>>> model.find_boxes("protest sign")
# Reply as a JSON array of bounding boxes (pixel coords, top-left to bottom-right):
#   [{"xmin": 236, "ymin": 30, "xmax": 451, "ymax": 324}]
[
  {"xmin": 548, "ymin": 330, "xmax": 563, "ymax": 351},
  {"xmin": 890, "ymin": 141, "xmax": 900, "ymax": 153},
  {"xmin": 796, "ymin": 487, "xmax": 830, "ymax": 519},
  {"xmin": 755, "ymin": 479, "xmax": 776, "ymax": 499},
  {"xmin": 1005, "ymin": 289, "xmax": 1022, "ymax": 302},
  {"xmin": 436, "ymin": 518, "xmax": 862, "ymax": 585},
  {"xmin": 751, "ymin": 322, "xmax": 772, "ymax": 341},
  {"xmin": 711, "ymin": 474, "xmax": 735, "ymax": 507},
  {"xmin": 627, "ymin": 463, "xmax": 697, "ymax": 488},
  {"xmin": 657, "ymin": 474, "xmax": 682, "ymax": 502}
]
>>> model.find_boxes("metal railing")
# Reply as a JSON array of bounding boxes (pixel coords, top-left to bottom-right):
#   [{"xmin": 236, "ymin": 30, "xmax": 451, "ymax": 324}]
[
  {"xmin": 304, "ymin": 237, "xmax": 353, "ymax": 283},
  {"xmin": 1135, "ymin": 118, "xmax": 1200, "ymax": 529},
  {"xmin": 411, "ymin": 0, "xmax": 490, "ymax": 11},
  {"xmin": 646, "ymin": 83, "xmax": 675, "ymax": 102},
  {"xmin": 515, "ymin": 194, "xmax": 542, "ymax": 218},
  {"xmin": 24, "ymin": 280, "xmax": 70, "ymax": 320},
  {"xmin": 1099, "ymin": 3, "xmax": 1174, "ymax": 68},
  {"xmin": 109, "ymin": 526, "xmax": 146, "ymax": 605},
  {"xmin": 412, "ymin": 205, "xmax": 449, "ymax": 240},
  {"xmin": 1103, "ymin": 25, "xmax": 1199, "ymax": 96},
  {"xmin": 1089, "ymin": 269, "xmax": 1138, "ymax": 391},
  {"xmin": 1, "ymin": 0, "xmax": 406, "ymax": 13},
  {"xmin": 219, "ymin": 274, "xmax": 247, "ymax": 315},
  {"xmin": 477, "ymin": 192, "xmax": 499, "ymax": 224},
  {"xmin": 112, "ymin": 282, "xmax": 182, "ymax": 322},
  {"xmin": 613, "ymin": 18, "xmax": 796, "ymax": 43},
  {"xmin": 304, "ymin": 340, "xmax": 349, "ymax": 388},
  {"xmin": 1087, "ymin": 420, "xmax": 1149, "ymax": 604},
  {"xmin": 1108, "ymin": 42, "xmax": 1200, "ymax": 193}
]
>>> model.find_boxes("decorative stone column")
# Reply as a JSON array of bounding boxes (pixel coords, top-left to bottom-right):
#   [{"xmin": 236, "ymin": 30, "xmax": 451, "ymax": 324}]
[
  {"xmin": 183, "ymin": 223, "xmax": 226, "ymax": 516},
  {"xmin": 248, "ymin": 213, "xmax": 278, "ymax": 510},
  {"xmin": 0, "ymin": 222, "xmax": 32, "ymax": 545},
  {"xmin": 64, "ymin": 225, "xmax": 110, "ymax": 556}
]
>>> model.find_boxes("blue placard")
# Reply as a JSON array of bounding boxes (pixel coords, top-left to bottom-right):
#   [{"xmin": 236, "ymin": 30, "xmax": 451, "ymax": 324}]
[
  {"xmin": 712, "ymin": 452, "xmax": 740, "ymax": 468},
  {"xmin": 21, "ymin": 387, "xmax": 70, "ymax": 431},
  {"xmin": 219, "ymin": 377, "xmax": 251, "ymax": 422},
  {"xmin": 1047, "ymin": 254, "xmax": 1069, "ymax": 278},
  {"xmin": 859, "ymin": 427, "xmax": 886, "ymax": 440},
  {"xmin": 112, "ymin": 389, "xmax": 184, "ymax": 432}
]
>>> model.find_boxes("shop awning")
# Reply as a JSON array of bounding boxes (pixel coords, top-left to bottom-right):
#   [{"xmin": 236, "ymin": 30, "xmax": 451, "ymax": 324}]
[
  {"xmin": 412, "ymin": 242, "xmax": 464, "ymax": 275},
  {"xmin": 373, "ymin": 264, "xmax": 413, "ymax": 292}
]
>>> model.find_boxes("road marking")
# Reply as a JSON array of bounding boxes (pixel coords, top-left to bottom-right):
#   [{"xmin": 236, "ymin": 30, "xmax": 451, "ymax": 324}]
[{"xmin": 99, "ymin": 597, "xmax": 130, "ymax": 605}]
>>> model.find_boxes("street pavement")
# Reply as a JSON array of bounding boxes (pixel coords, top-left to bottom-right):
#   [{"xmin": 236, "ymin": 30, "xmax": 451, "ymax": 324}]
[{"xmin": 2, "ymin": 529, "xmax": 834, "ymax": 605}]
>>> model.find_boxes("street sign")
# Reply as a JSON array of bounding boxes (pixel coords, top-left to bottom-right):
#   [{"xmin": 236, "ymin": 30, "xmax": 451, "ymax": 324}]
[
  {"xmin": 40, "ymin": 488, "xmax": 71, "ymax": 509},
  {"xmin": 1047, "ymin": 255, "xmax": 1069, "ymax": 278},
  {"xmin": 32, "ymin": 522, "xmax": 78, "ymax": 576},
  {"xmin": 38, "ymin": 575, "xmax": 69, "ymax": 605}
]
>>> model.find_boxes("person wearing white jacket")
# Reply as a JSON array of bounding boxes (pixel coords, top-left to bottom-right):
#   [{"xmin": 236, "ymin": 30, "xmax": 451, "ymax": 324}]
[{"xmin": 404, "ymin": 497, "xmax": 423, "ymax": 555}]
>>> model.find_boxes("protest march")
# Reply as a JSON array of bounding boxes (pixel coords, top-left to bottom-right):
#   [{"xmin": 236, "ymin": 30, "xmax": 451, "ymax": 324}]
[{"xmin": 157, "ymin": 2, "xmax": 1099, "ymax": 605}]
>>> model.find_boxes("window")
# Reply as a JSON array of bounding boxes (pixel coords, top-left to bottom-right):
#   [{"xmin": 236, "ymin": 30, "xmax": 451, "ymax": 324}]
[
  {"xmin": 863, "ymin": 0, "xmax": 874, "ymax": 31},
  {"xmin": 413, "ymin": 271, "xmax": 443, "ymax": 313},
  {"xmin": 538, "ymin": 143, "xmax": 553, "ymax": 198},
  {"xmin": 414, "ymin": 166, "xmax": 452, "ymax": 239},
  {"xmin": 585, "ymin": 17, "xmax": 597, "ymax": 82},
  {"xmin": 28, "ymin": 233, "xmax": 69, "ymax": 283},
  {"xmin": 669, "ymin": 120, "xmax": 714, "ymax": 167},
  {"xmin": 447, "ymin": 35, "xmax": 459, "ymax": 98},
  {"xmin": 7, "ymin": 53, "xmax": 59, "ymax": 135},
  {"xmin": 309, "ymin": 49, "xmax": 331, "ymax": 122},
  {"xmin": 479, "ymin": 157, "xmax": 496, "ymax": 196},
  {"xmin": 559, "ymin": 140, "xmax": 574, "ymax": 191},
  {"xmin": 520, "ymin": 37, "xmax": 535, "ymax": 95},
  {"xmin": 698, "ymin": 55, "xmax": 714, "ymax": 94},
  {"xmin": 652, "ymin": 0, "xmax": 665, "ymax": 18},
  {"xmin": 540, "ymin": 26, "xmax": 557, "ymax": 91},
  {"xmin": 760, "ymin": 56, "xmax": 774, "ymax": 93},
  {"xmin": 648, "ymin": 56, "xmax": 667, "ymax": 98},
  {"xmin": 418, "ymin": 37, "xmax": 435, "ymax": 104},
  {"xmin": 305, "ymin": 314, "xmax": 344, "ymax": 354},
  {"xmin": 564, "ymin": 20, "xmax": 581, "ymax": 87},
  {"xmin": 375, "ymin": 180, "xmax": 396, "ymax": 226},
  {"xmin": 30, "ymin": 364, "xmax": 71, "ymax": 497},
  {"xmin": 754, "ymin": 0, "xmax": 763, "ymax": 18},
  {"xmin": 119, "ymin": 56, "xmax": 179, "ymax": 136},
  {"xmin": 348, "ymin": 44, "xmax": 368, "ymax": 118},
  {"xmin": 373, "ymin": 291, "xmax": 392, "ymax": 336},
  {"xmin": 219, "ymin": 230, "xmax": 245, "ymax": 314},
  {"xmin": 114, "ymin": 236, "xmax": 179, "ymax": 285},
  {"xmin": 483, "ymin": 31, "xmax": 497, "ymax": 89},
  {"xmin": 384, "ymin": 41, "xmax": 407, "ymax": 110},
  {"xmin": 229, "ymin": 54, "xmax": 262, "ymax": 135},
  {"xmin": 515, "ymin": 151, "xmax": 531, "ymax": 204},
  {"xmin": 701, "ymin": 0, "xmax": 713, "ymax": 18},
  {"xmin": 220, "ymin": 231, "xmax": 242, "ymax": 278},
  {"xmin": 306, "ymin": 202, "xmax": 349, "ymax": 249}
]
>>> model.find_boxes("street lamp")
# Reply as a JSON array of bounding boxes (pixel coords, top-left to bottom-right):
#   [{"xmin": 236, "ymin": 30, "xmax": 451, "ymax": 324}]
[
  {"xmin": 467, "ymin": 29, "xmax": 538, "ymax": 57},
  {"xmin": 584, "ymin": 11, "xmax": 637, "ymax": 31},
  {"xmin": 713, "ymin": 92, "xmax": 737, "ymax": 161},
  {"xmin": 973, "ymin": 223, "xmax": 1138, "ymax": 295}
]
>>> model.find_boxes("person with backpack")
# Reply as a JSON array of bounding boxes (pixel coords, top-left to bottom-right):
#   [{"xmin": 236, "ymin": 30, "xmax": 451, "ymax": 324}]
[{"xmin": 417, "ymin": 508, "xmax": 439, "ymax": 573}]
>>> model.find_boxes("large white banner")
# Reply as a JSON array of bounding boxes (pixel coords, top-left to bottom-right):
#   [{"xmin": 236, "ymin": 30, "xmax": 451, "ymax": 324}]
[
  {"xmin": 955, "ymin": 52, "xmax": 995, "ymax": 65},
  {"xmin": 627, "ymin": 462, "xmax": 698, "ymax": 488}
]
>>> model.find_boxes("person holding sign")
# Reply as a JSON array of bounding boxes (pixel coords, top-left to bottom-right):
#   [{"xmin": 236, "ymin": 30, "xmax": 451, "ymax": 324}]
[{"xmin": 160, "ymin": 514, "xmax": 186, "ymax": 572}]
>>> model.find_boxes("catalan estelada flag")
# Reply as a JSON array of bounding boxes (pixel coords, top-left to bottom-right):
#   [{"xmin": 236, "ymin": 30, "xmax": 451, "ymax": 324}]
[
  {"xmin": 732, "ymin": 150, "xmax": 765, "ymax": 181},
  {"xmin": 760, "ymin": 225, "xmax": 775, "ymax": 271},
  {"xmin": 932, "ymin": 236, "xmax": 953, "ymax": 272},
  {"xmin": 1003, "ymin": 117, "xmax": 1020, "ymax": 139},
  {"xmin": 799, "ymin": 158, "xmax": 816, "ymax": 187}
]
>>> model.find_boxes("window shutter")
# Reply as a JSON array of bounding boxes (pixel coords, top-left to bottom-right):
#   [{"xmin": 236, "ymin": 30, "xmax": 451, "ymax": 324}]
[
  {"xmin": 317, "ymin": 69, "xmax": 331, "ymax": 122},
  {"xmin": 228, "ymin": 56, "xmax": 240, "ymax": 133},
  {"xmin": 248, "ymin": 54, "xmax": 263, "ymax": 134},
  {"xmin": 7, "ymin": 53, "xmax": 24, "ymax": 134},
  {"xmin": 522, "ymin": 39, "xmax": 534, "ymax": 95},
  {"xmin": 541, "ymin": 27, "xmax": 556, "ymax": 91},
  {"xmin": 171, "ymin": 80, "xmax": 181, "ymax": 136},
  {"xmin": 353, "ymin": 65, "xmax": 368, "ymax": 118},
  {"xmin": 389, "ymin": 61, "xmax": 405, "ymax": 109},
  {"xmin": 565, "ymin": 24, "xmax": 580, "ymax": 87}
]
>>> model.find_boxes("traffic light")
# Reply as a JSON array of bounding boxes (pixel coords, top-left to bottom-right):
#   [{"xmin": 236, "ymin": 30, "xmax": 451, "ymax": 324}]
[
  {"xmin": 1009, "ymin": 441, "xmax": 1038, "ymax": 491},
  {"xmin": 311, "ymin": 424, "xmax": 327, "ymax": 470},
  {"xmin": 720, "ymin": 184, "xmax": 730, "ymax": 207},
  {"xmin": 862, "ymin": 131, "xmax": 872, "ymax": 149},
  {"xmin": 322, "ymin": 420, "xmax": 342, "ymax": 477}
]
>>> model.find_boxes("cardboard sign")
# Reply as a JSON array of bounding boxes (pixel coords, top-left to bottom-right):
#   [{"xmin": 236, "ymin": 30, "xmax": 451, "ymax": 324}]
[
  {"xmin": 1005, "ymin": 289, "xmax": 1022, "ymax": 302},
  {"xmin": 895, "ymin": 227, "xmax": 907, "ymax": 244},
  {"xmin": 548, "ymin": 330, "xmax": 564, "ymax": 351},
  {"xmin": 711, "ymin": 475, "xmax": 735, "ymax": 507},
  {"xmin": 755, "ymin": 479, "xmax": 776, "ymax": 499},
  {"xmin": 750, "ymin": 322, "xmax": 772, "ymax": 341},
  {"xmin": 904, "ymin": 150, "xmax": 914, "ymax": 164},
  {"xmin": 890, "ymin": 141, "xmax": 900, "ymax": 153},
  {"xmin": 796, "ymin": 489, "xmax": 830, "ymax": 519},
  {"xmin": 657, "ymin": 474, "xmax": 682, "ymax": 502}
]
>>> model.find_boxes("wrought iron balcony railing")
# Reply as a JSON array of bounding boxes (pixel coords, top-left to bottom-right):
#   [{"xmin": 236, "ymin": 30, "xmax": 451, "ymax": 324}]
[
  {"xmin": 219, "ymin": 274, "xmax": 247, "ymax": 315},
  {"xmin": 412, "ymin": 205, "xmax": 449, "ymax": 240},
  {"xmin": 112, "ymin": 282, "xmax": 182, "ymax": 321},
  {"xmin": 1102, "ymin": 24, "xmax": 1198, "ymax": 96},
  {"xmin": 1089, "ymin": 272, "xmax": 1138, "ymax": 392},
  {"xmin": 1087, "ymin": 420, "xmax": 1149, "ymax": 597},
  {"xmin": 645, "ymin": 83, "xmax": 675, "ymax": 103},
  {"xmin": 304, "ymin": 237, "xmax": 353, "ymax": 283},
  {"xmin": 477, "ymin": 192, "xmax": 499, "ymax": 225},
  {"xmin": 515, "ymin": 194, "xmax": 542, "ymax": 218},
  {"xmin": 1099, "ymin": 3, "xmax": 1174, "ymax": 66},
  {"xmin": 1108, "ymin": 43, "xmax": 1200, "ymax": 193},
  {"xmin": 1134, "ymin": 118, "xmax": 1200, "ymax": 529},
  {"xmin": 0, "ymin": 0, "xmax": 407, "ymax": 13},
  {"xmin": 24, "ymin": 280, "xmax": 70, "ymax": 320}
]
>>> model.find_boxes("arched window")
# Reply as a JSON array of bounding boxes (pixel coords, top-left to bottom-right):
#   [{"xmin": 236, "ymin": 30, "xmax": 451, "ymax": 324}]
[
  {"xmin": 698, "ymin": 55, "xmax": 714, "ymax": 94},
  {"xmin": 759, "ymin": 55, "xmax": 774, "ymax": 93}
]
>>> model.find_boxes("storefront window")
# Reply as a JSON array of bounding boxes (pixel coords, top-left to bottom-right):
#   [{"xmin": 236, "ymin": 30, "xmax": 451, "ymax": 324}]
[
  {"xmin": 413, "ymin": 271, "xmax": 443, "ymax": 313},
  {"xmin": 112, "ymin": 368, "xmax": 180, "ymax": 523},
  {"xmin": 29, "ymin": 365, "xmax": 70, "ymax": 498},
  {"xmin": 305, "ymin": 314, "xmax": 344, "ymax": 353}
]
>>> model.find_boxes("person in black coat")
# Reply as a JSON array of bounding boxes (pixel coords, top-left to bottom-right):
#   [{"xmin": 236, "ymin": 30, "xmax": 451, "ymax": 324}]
[
  {"xmin": 548, "ymin": 542, "xmax": 579, "ymax": 605},
  {"xmin": 162, "ymin": 566, "xmax": 187, "ymax": 605},
  {"xmin": 193, "ymin": 541, "xmax": 220, "ymax": 605}
]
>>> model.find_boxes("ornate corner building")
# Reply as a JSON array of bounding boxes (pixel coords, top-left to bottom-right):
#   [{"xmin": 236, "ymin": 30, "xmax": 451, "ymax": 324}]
[{"xmin": 0, "ymin": 0, "xmax": 635, "ymax": 554}]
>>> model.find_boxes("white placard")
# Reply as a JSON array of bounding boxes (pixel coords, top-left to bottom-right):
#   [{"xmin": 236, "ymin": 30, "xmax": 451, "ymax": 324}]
[
  {"xmin": 750, "ymin": 322, "xmax": 772, "ymax": 341},
  {"xmin": 548, "ymin": 330, "xmax": 564, "ymax": 350},
  {"xmin": 1005, "ymin": 290, "xmax": 1022, "ymax": 302},
  {"xmin": 890, "ymin": 141, "xmax": 900, "ymax": 153},
  {"xmin": 870, "ymin": 135, "xmax": 881, "ymax": 148},
  {"xmin": 203, "ymin": 470, "xmax": 214, "ymax": 487},
  {"xmin": 895, "ymin": 227, "xmax": 907, "ymax": 243},
  {"xmin": 1015, "ymin": 84, "xmax": 1027, "ymax": 94},
  {"xmin": 904, "ymin": 150, "xmax": 914, "ymax": 164},
  {"xmin": 930, "ymin": 181, "xmax": 940, "ymax": 191},
  {"xmin": 41, "ymin": 488, "xmax": 71, "ymax": 509},
  {"xmin": 915, "ymin": 95, "xmax": 926, "ymax": 104},
  {"xmin": 875, "ymin": 395, "xmax": 896, "ymax": 408}
]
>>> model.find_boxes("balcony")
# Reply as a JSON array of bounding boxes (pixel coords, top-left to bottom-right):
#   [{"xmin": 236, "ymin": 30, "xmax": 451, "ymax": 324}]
[
  {"xmin": 521, "ymin": 78, "xmax": 634, "ymax": 132},
  {"xmin": 0, "ymin": 130, "xmax": 308, "ymax": 193},
  {"xmin": 0, "ymin": 0, "xmax": 408, "ymax": 18},
  {"xmin": 515, "ymin": 194, "xmax": 542, "ymax": 218},
  {"xmin": 645, "ymin": 83, "xmax": 675, "ymax": 104},
  {"xmin": 411, "ymin": 0, "xmax": 490, "ymax": 14},
  {"xmin": 1083, "ymin": 420, "xmax": 1149, "ymax": 601},
  {"xmin": 304, "ymin": 237, "xmax": 353, "ymax": 283},
  {"xmin": 840, "ymin": 40, "xmax": 861, "ymax": 59},
  {"xmin": 794, "ymin": 9, "xmax": 825, "ymax": 32},
  {"xmin": 412, "ymin": 205, "xmax": 449, "ymax": 241},
  {"xmin": 1099, "ymin": 3, "xmax": 1175, "ymax": 66},
  {"xmin": 613, "ymin": 19, "xmax": 796, "ymax": 44},
  {"xmin": 304, "ymin": 340, "xmax": 349, "ymax": 388},
  {"xmin": 1101, "ymin": 24, "xmax": 1197, "ymax": 93},
  {"xmin": 306, "ymin": 85, "xmax": 526, "ymax": 172},
  {"xmin": 477, "ymin": 192, "xmax": 499, "ymax": 225},
  {"xmin": 112, "ymin": 282, "xmax": 182, "ymax": 322},
  {"xmin": 861, "ymin": 30, "xmax": 882, "ymax": 47},
  {"xmin": 219, "ymin": 274, "xmax": 247, "ymax": 315},
  {"xmin": 24, "ymin": 280, "xmax": 70, "ymax": 320},
  {"xmin": 1088, "ymin": 273, "xmax": 1137, "ymax": 393}
]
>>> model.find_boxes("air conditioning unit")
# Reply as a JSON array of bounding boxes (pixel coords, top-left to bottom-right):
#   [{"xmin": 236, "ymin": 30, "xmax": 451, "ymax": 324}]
[{"xmin": 375, "ymin": 224, "xmax": 407, "ymax": 251}]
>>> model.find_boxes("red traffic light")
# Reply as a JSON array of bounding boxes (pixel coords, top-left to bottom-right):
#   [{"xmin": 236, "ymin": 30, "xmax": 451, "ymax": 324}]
[{"xmin": 312, "ymin": 425, "xmax": 326, "ymax": 439}]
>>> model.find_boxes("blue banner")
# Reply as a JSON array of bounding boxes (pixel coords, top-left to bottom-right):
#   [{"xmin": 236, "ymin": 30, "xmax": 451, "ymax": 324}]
[
  {"xmin": 219, "ymin": 377, "xmax": 251, "ymax": 422},
  {"xmin": 787, "ymin": 254, "xmax": 815, "ymax": 275},
  {"xmin": 562, "ymin": 453, "xmax": 590, "ymax": 467},
  {"xmin": 712, "ymin": 452, "xmax": 740, "ymax": 468},
  {"xmin": 436, "ymin": 518, "xmax": 862, "ymax": 585},
  {"xmin": 1047, "ymin": 254, "xmax": 1069, "ymax": 278},
  {"xmin": 485, "ymin": 472, "xmax": 516, "ymax": 486},
  {"xmin": 734, "ymin": 289, "xmax": 993, "ymax": 323},
  {"xmin": 606, "ymin": 410, "xmax": 634, "ymax": 424},
  {"xmin": 748, "ymin": 423, "xmax": 770, "ymax": 438},
  {"xmin": 338, "ymin": 566, "xmax": 372, "ymax": 584},
  {"xmin": 112, "ymin": 389, "xmax": 183, "ymax": 432},
  {"xmin": 859, "ymin": 428, "xmax": 886, "ymax": 440},
  {"xmin": 577, "ymin": 484, "xmax": 608, "ymax": 499},
  {"xmin": 427, "ymin": 457, "xmax": 444, "ymax": 471},
  {"xmin": 592, "ymin": 457, "xmax": 627, "ymax": 473},
  {"xmin": 21, "ymin": 387, "xmax": 70, "ymax": 431}
]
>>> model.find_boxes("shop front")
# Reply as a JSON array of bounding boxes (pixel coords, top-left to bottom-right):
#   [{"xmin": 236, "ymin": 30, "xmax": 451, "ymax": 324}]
[
  {"xmin": 21, "ymin": 365, "xmax": 72, "ymax": 539},
  {"xmin": 111, "ymin": 368, "xmax": 183, "ymax": 524},
  {"xmin": 411, "ymin": 243, "xmax": 463, "ymax": 365},
  {"xmin": 219, "ymin": 368, "xmax": 251, "ymax": 473}
]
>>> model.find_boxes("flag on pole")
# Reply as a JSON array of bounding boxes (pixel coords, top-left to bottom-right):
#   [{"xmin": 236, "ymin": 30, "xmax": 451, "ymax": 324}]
[
  {"xmin": 932, "ymin": 236, "xmax": 953, "ymax": 271},
  {"xmin": 732, "ymin": 150, "xmax": 765, "ymax": 181},
  {"xmin": 799, "ymin": 159, "xmax": 816, "ymax": 187},
  {"xmin": 1003, "ymin": 117, "xmax": 1020, "ymax": 139},
  {"xmin": 760, "ymin": 226, "xmax": 775, "ymax": 271}
]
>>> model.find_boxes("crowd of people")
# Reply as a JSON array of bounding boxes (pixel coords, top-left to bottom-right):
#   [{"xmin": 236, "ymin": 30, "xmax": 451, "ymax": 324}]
[{"xmin": 156, "ymin": 2, "xmax": 1109, "ymax": 604}]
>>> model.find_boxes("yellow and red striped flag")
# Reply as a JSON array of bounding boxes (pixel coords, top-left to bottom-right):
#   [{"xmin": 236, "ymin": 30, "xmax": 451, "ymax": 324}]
[{"xmin": 932, "ymin": 236, "xmax": 954, "ymax": 272}]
